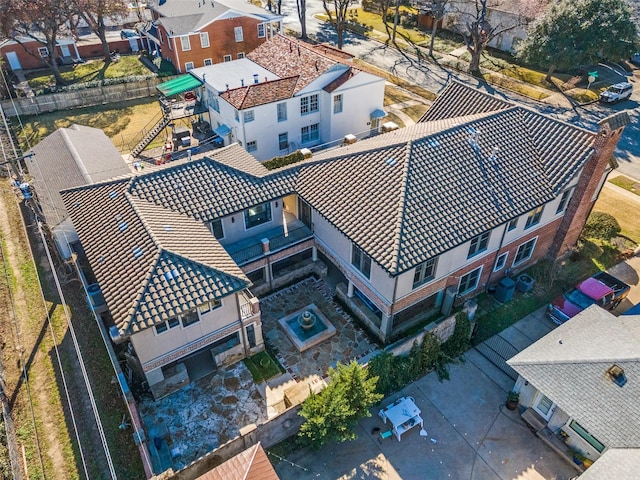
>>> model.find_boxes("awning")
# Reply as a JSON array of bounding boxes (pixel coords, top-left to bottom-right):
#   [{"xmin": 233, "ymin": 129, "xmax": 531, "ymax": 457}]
[
  {"xmin": 370, "ymin": 109, "xmax": 387, "ymax": 119},
  {"xmin": 157, "ymin": 74, "xmax": 203, "ymax": 97},
  {"xmin": 214, "ymin": 124, "xmax": 231, "ymax": 137}
]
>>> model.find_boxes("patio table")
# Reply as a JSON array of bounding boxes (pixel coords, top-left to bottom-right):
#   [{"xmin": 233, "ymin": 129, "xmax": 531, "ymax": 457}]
[{"xmin": 383, "ymin": 397, "xmax": 423, "ymax": 441}]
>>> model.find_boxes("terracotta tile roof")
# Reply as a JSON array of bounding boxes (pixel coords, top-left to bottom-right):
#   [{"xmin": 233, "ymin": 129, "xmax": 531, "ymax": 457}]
[
  {"xmin": 323, "ymin": 68, "xmax": 355, "ymax": 93},
  {"xmin": 310, "ymin": 43, "xmax": 355, "ymax": 61},
  {"xmin": 220, "ymin": 76, "xmax": 299, "ymax": 109},
  {"xmin": 196, "ymin": 443, "xmax": 279, "ymax": 480},
  {"xmin": 420, "ymin": 81, "xmax": 513, "ymax": 122},
  {"xmin": 247, "ymin": 34, "xmax": 341, "ymax": 93},
  {"xmin": 61, "ymin": 169, "xmax": 250, "ymax": 336}
]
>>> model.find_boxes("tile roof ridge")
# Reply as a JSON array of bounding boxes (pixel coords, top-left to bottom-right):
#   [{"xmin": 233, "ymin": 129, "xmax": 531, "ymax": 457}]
[
  {"xmin": 59, "ymin": 127, "xmax": 94, "ymax": 184},
  {"xmin": 60, "ymin": 176, "xmax": 131, "ymax": 196},
  {"xmin": 163, "ymin": 249, "xmax": 249, "ymax": 286},
  {"xmin": 389, "ymin": 141, "xmax": 414, "ymax": 276},
  {"xmin": 128, "ymin": 193, "xmax": 164, "ymax": 250},
  {"xmin": 508, "ymin": 357, "xmax": 640, "ymax": 366},
  {"xmin": 123, "ymin": 247, "xmax": 163, "ymax": 336}
]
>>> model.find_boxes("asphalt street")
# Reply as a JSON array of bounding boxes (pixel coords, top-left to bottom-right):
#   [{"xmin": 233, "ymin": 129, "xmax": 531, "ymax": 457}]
[{"xmin": 279, "ymin": 2, "xmax": 640, "ymax": 180}]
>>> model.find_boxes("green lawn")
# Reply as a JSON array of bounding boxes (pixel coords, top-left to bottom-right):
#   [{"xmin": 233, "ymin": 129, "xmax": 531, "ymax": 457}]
[
  {"xmin": 244, "ymin": 351, "xmax": 284, "ymax": 383},
  {"xmin": 609, "ymin": 175, "xmax": 640, "ymax": 196},
  {"xmin": 19, "ymin": 96, "xmax": 164, "ymax": 153},
  {"xmin": 26, "ymin": 55, "xmax": 150, "ymax": 90}
]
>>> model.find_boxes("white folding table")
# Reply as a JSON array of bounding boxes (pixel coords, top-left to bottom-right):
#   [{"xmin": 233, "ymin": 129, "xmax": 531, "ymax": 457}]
[{"xmin": 383, "ymin": 397, "xmax": 423, "ymax": 441}]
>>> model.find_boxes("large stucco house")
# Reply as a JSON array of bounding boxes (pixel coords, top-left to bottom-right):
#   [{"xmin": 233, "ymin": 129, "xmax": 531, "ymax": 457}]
[
  {"xmin": 141, "ymin": 0, "xmax": 283, "ymax": 74},
  {"xmin": 188, "ymin": 34, "xmax": 387, "ymax": 161},
  {"xmin": 60, "ymin": 82, "xmax": 630, "ymax": 399}
]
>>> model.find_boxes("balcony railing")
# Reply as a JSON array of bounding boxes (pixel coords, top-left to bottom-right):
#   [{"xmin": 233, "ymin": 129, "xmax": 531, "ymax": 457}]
[{"xmin": 225, "ymin": 221, "xmax": 313, "ymax": 266}]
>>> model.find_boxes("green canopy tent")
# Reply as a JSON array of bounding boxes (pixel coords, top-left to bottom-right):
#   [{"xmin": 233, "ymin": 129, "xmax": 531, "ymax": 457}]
[{"xmin": 156, "ymin": 74, "xmax": 203, "ymax": 97}]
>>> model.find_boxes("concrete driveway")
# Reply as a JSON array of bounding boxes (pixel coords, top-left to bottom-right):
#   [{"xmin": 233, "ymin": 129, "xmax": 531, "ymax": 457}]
[{"xmin": 274, "ymin": 338, "xmax": 577, "ymax": 480}]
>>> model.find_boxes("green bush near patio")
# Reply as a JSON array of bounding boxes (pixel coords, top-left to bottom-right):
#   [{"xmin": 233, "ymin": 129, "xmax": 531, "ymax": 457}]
[{"xmin": 243, "ymin": 350, "xmax": 284, "ymax": 383}]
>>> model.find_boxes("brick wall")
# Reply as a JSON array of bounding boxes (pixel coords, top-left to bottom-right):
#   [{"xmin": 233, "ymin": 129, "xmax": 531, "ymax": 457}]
[{"xmin": 548, "ymin": 113, "xmax": 630, "ymax": 259}]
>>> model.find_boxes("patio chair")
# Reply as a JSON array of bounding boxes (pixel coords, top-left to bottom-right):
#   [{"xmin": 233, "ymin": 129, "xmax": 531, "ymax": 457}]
[{"xmin": 379, "ymin": 430, "xmax": 393, "ymax": 441}]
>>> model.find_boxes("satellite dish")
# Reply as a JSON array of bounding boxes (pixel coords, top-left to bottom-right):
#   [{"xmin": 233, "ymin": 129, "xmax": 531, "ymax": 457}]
[{"xmin": 588, "ymin": 75, "xmax": 596, "ymax": 84}]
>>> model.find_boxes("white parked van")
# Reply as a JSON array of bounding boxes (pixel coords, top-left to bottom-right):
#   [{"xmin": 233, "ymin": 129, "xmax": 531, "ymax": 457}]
[{"xmin": 599, "ymin": 82, "xmax": 633, "ymax": 103}]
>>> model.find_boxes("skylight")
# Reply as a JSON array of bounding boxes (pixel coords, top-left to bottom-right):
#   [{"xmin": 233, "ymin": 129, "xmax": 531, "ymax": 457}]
[
  {"xmin": 163, "ymin": 225, "xmax": 173, "ymax": 232},
  {"xmin": 132, "ymin": 246, "xmax": 143, "ymax": 259},
  {"xmin": 109, "ymin": 191, "xmax": 118, "ymax": 199},
  {"xmin": 119, "ymin": 221, "xmax": 128, "ymax": 232},
  {"xmin": 386, "ymin": 157, "xmax": 397, "ymax": 166}
]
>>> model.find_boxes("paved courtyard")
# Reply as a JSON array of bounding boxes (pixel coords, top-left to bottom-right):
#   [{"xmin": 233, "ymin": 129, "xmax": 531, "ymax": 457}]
[{"xmin": 138, "ymin": 277, "xmax": 378, "ymax": 471}]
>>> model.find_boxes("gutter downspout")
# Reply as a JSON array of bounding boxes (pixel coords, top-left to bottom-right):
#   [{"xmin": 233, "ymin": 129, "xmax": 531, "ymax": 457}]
[{"xmin": 485, "ymin": 222, "xmax": 509, "ymax": 289}]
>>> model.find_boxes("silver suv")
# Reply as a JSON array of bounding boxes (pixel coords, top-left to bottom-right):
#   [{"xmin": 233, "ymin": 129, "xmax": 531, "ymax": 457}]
[{"xmin": 599, "ymin": 82, "xmax": 633, "ymax": 103}]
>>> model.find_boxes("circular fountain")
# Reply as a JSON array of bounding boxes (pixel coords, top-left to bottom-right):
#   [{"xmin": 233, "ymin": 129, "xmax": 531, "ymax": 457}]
[{"xmin": 298, "ymin": 310, "xmax": 317, "ymax": 330}]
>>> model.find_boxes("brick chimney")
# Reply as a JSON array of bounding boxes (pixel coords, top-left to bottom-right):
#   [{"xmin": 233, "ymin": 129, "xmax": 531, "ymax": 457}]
[{"xmin": 548, "ymin": 111, "xmax": 631, "ymax": 259}]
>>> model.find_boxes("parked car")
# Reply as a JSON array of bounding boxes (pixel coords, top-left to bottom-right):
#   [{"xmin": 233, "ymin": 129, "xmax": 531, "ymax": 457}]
[
  {"xmin": 599, "ymin": 82, "xmax": 633, "ymax": 103},
  {"xmin": 547, "ymin": 271, "xmax": 630, "ymax": 324},
  {"xmin": 630, "ymin": 53, "xmax": 640, "ymax": 67},
  {"xmin": 120, "ymin": 29, "xmax": 138, "ymax": 39}
]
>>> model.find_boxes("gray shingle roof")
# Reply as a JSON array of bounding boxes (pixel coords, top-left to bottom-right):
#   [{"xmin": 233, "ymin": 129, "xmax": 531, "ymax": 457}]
[
  {"xmin": 62, "ymin": 177, "xmax": 248, "ymax": 336},
  {"xmin": 578, "ymin": 448, "xmax": 640, "ymax": 480},
  {"xmin": 507, "ymin": 306, "xmax": 640, "ymax": 449},
  {"xmin": 26, "ymin": 124, "xmax": 130, "ymax": 227}
]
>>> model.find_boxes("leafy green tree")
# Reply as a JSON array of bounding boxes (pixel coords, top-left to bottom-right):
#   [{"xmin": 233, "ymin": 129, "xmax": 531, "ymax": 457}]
[
  {"xmin": 582, "ymin": 211, "xmax": 621, "ymax": 242},
  {"xmin": 367, "ymin": 350, "xmax": 396, "ymax": 394},
  {"xmin": 517, "ymin": 0, "xmax": 638, "ymax": 80},
  {"xmin": 298, "ymin": 361, "xmax": 382, "ymax": 448},
  {"xmin": 441, "ymin": 311, "xmax": 471, "ymax": 357}
]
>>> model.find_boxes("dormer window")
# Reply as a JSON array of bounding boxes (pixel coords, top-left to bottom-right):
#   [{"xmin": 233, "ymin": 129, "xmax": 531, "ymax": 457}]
[{"xmin": 607, "ymin": 364, "xmax": 627, "ymax": 387}]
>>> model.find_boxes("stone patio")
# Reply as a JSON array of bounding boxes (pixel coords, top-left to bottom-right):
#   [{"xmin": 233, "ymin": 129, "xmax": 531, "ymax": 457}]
[
  {"xmin": 137, "ymin": 277, "xmax": 379, "ymax": 473},
  {"xmin": 261, "ymin": 277, "xmax": 379, "ymax": 385}
]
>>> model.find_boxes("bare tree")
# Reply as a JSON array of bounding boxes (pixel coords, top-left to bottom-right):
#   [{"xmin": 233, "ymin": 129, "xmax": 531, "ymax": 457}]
[
  {"xmin": 449, "ymin": 0, "xmax": 528, "ymax": 73},
  {"xmin": 296, "ymin": 0, "xmax": 308, "ymax": 39},
  {"xmin": 422, "ymin": 0, "xmax": 450, "ymax": 56},
  {"xmin": 72, "ymin": 0, "xmax": 129, "ymax": 66},
  {"xmin": 322, "ymin": 0, "xmax": 352, "ymax": 49},
  {"xmin": 1, "ymin": 0, "xmax": 75, "ymax": 85}
]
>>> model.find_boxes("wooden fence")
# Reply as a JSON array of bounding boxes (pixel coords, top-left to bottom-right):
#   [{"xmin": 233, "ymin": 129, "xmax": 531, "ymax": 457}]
[{"xmin": 1, "ymin": 76, "xmax": 175, "ymax": 117}]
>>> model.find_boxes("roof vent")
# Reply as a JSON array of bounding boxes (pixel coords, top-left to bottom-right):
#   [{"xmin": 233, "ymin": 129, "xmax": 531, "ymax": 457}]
[
  {"xmin": 489, "ymin": 146, "xmax": 499, "ymax": 162},
  {"xmin": 607, "ymin": 364, "xmax": 627, "ymax": 387},
  {"xmin": 253, "ymin": 74, "xmax": 259, "ymax": 84},
  {"xmin": 118, "ymin": 221, "xmax": 128, "ymax": 232},
  {"xmin": 467, "ymin": 127, "xmax": 480, "ymax": 150},
  {"xmin": 226, "ymin": 83, "xmax": 229, "ymax": 91},
  {"xmin": 429, "ymin": 139, "xmax": 439, "ymax": 148},
  {"xmin": 163, "ymin": 225, "xmax": 173, "ymax": 232},
  {"xmin": 164, "ymin": 269, "xmax": 180, "ymax": 281},
  {"xmin": 386, "ymin": 157, "xmax": 397, "ymax": 166},
  {"xmin": 132, "ymin": 246, "xmax": 143, "ymax": 259},
  {"xmin": 109, "ymin": 190, "xmax": 118, "ymax": 199},
  {"xmin": 241, "ymin": 78, "xmax": 244, "ymax": 87}
]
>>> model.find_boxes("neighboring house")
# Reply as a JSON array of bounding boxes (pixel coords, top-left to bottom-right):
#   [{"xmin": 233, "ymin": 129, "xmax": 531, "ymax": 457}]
[
  {"xmin": 189, "ymin": 34, "xmax": 387, "ymax": 161},
  {"xmin": 507, "ymin": 305, "xmax": 640, "ymax": 475},
  {"xmin": 1, "ymin": 36, "xmax": 82, "ymax": 71},
  {"xmin": 142, "ymin": 0, "xmax": 283, "ymax": 73},
  {"xmin": 195, "ymin": 442, "xmax": 279, "ymax": 480},
  {"xmin": 60, "ymin": 81, "xmax": 629, "ymax": 399},
  {"xmin": 25, "ymin": 124, "xmax": 131, "ymax": 259}
]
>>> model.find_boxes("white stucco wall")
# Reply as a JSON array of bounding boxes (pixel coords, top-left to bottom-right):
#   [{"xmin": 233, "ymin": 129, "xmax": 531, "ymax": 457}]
[
  {"xmin": 130, "ymin": 294, "xmax": 241, "ymax": 365},
  {"xmin": 215, "ymin": 199, "xmax": 284, "ymax": 245}
]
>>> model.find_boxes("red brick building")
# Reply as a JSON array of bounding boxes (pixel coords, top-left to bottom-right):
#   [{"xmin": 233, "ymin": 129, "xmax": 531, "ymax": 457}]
[{"xmin": 143, "ymin": 0, "xmax": 282, "ymax": 73}]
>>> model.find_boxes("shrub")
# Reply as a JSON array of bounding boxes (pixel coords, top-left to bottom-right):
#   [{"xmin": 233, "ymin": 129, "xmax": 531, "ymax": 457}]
[
  {"xmin": 263, "ymin": 151, "xmax": 305, "ymax": 170},
  {"xmin": 582, "ymin": 211, "xmax": 621, "ymax": 242},
  {"xmin": 441, "ymin": 311, "xmax": 471, "ymax": 357}
]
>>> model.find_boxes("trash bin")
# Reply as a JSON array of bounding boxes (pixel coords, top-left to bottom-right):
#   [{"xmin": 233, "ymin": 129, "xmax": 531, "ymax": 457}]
[
  {"xmin": 516, "ymin": 274, "xmax": 535, "ymax": 293},
  {"xmin": 495, "ymin": 277, "xmax": 516, "ymax": 303}
]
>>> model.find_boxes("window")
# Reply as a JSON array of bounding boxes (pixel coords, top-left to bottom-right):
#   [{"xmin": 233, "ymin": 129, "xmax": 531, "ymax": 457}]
[
  {"xmin": 181, "ymin": 310, "xmax": 200, "ymax": 327},
  {"xmin": 200, "ymin": 32, "xmax": 210, "ymax": 48},
  {"xmin": 180, "ymin": 35, "xmax": 191, "ymax": 51},
  {"xmin": 246, "ymin": 324, "xmax": 256, "ymax": 348},
  {"xmin": 207, "ymin": 219, "xmax": 224, "ymax": 239},
  {"xmin": 351, "ymin": 245, "xmax": 371, "ymax": 279},
  {"xmin": 223, "ymin": 54, "xmax": 232, "ymax": 62},
  {"xmin": 556, "ymin": 189, "xmax": 572, "ymax": 214},
  {"xmin": 570, "ymin": 421, "xmax": 605, "ymax": 453},
  {"xmin": 333, "ymin": 94, "xmax": 343, "ymax": 114},
  {"xmin": 494, "ymin": 252, "xmax": 508, "ymax": 271},
  {"xmin": 247, "ymin": 140, "xmax": 257, "ymax": 152},
  {"xmin": 278, "ymin": 133, "xmax": 288, "ymax": 151},
  {"xmin": 204, "ymin": 58, "xmax": 213, "ymax": 66},
  {"xmin": 155, "ymin": 317, "xmax": 180, "ymax": 334},
  {"xmin": 210, "ymin": 95, "xmax": 220, "ymax": 113},
  {"xmin": 525, "ymin": 206, "xmax": 544, "ymax": 229},
  {"xmin": 277, "ymin": 102, "xmax": 287, "ymax": 122},
  {"xmin": 243, "ymin": 110, "xmax": 254, "ymax": 122},
  {"xmin": 257, "ymin": 23, "xmax": 266, "ymax": 38},
  {"xmin": 507, "ymin": 218, "xmax": 518, "ymax": 231},
  {"xmin": 413, "ymin": 257, "xmax": 438, "ymax": 288},
  {"xmin": 244, "ymin": 202, "xmax": 272, "ymax": 229},
  {"xmin": 459, "ymin": 267, "xmax": 482, "ymax": 295},
  {"xmin": 301, "ymin": 123, "xmax": 319, "ymax": 143},
  {"xmin": 234, "ymin": 26, "xmax": 244, "ymax": 42},
  {"xmin": 300, "ymin": 94, "xmax": 319, "ymax": 115},
  {"xmin": 237, "ymin": 52, "xmax": 245, "ymax": 59},
  {"xmin": 514, "ymin": 238, "xmax": 536, "ymax": 265},
  {"xmin": 234, "ymin": 109, "xmax": 239, "ymax": 121},
  {"xmin": 38, "ymin": 47, "xmax": 49, "ymax": 57},
  {"xmin": 199, "ymin": 299, "xmax": 221, "ymax": 314},
  {"xmin": 184, "ymin": 61, "xmax": 194, "ymax": 71},
  {"xmin": 468, "ymin": 232, "xmax": 490, "ymax": 258}
]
